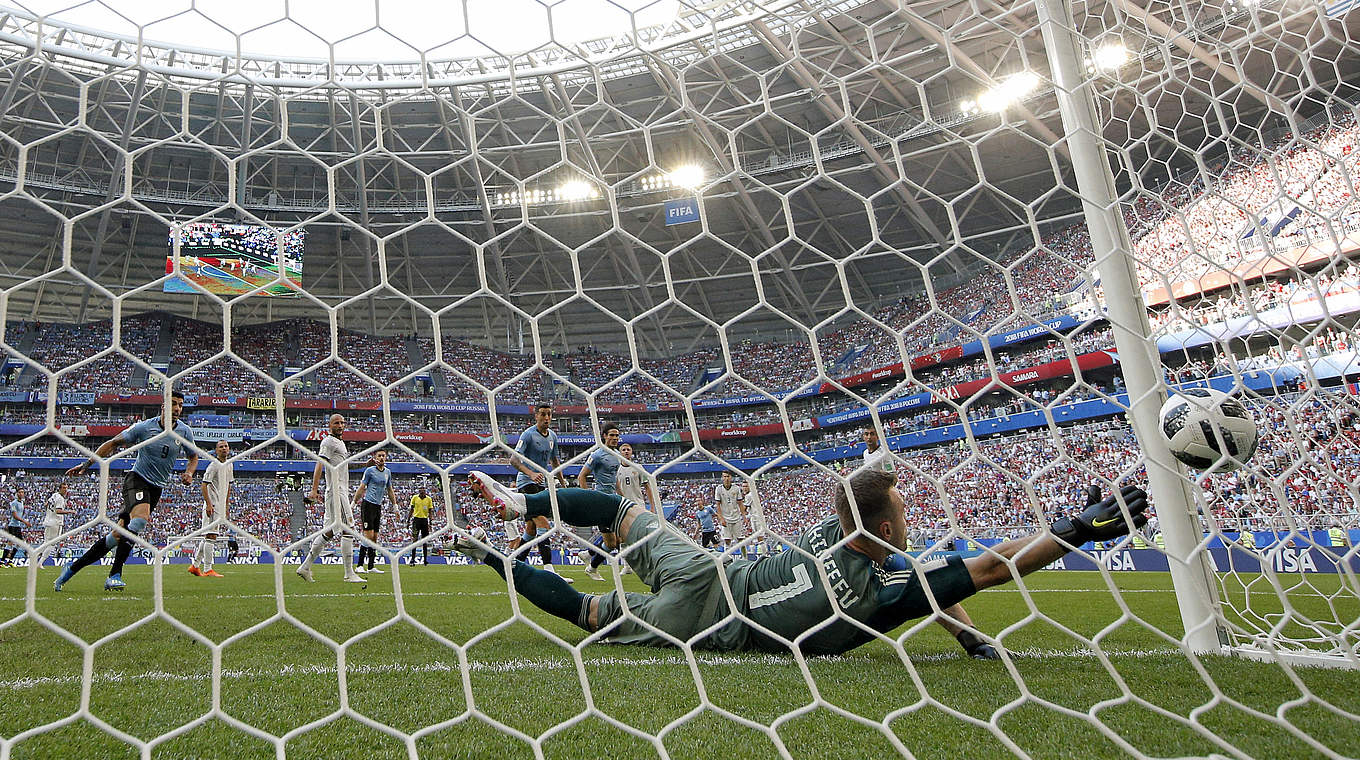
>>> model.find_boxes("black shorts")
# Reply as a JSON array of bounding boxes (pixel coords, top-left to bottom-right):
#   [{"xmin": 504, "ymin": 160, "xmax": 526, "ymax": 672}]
[
  {"xmin": 360, "ymin": 501, "xmax": 382, "ymax": 532},
  {"xmin": 5, "ymin": 525, "xmax": 22, "ymax": 542},
  {"xmin": 701, "ymin": 530, "xmax": 719, "ymax": 547},
  {"xmin": 411, "ymin": 516, "xmax": 430, "ymax": 536},
  {"xmin": 518, "ymin": 483, "xmax": 545, "ymax": 495},
  {"xmin": 121, "ymin": 471, "xmax": 163, "ymax": 519}
]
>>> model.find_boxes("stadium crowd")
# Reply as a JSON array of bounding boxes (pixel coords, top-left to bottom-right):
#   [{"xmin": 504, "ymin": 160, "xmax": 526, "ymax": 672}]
[
  {"xmin": 4, "ymin": 383, "xmax": 1355, "ymax": 565},
  {"xmin": 0, "ymin": 109, "xmax": 1356, "ymax": 413},
  {"xmin": 2, "ymin": 111, "xmax": 1359, "ymax": 566}
]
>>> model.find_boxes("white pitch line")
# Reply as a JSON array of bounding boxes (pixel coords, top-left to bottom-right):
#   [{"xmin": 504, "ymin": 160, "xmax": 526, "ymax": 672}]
[
  {"xmin": 0, "ymin": 648, "xmax": 1189, "ymax": 691},
  {"xmin": 0, "ymin": 588, "xmax": 1177, "ymax": 603},
  {"xmin": 977, "ymin": 588, "xmax": 1172, "ymax": 593},
  {"xmin": 199, "ymin": 263, "xmax": 253, "ymax": 286},
  {"xmin": 0, "ymin": 590, "xmax": 508, "ymax": 602}
]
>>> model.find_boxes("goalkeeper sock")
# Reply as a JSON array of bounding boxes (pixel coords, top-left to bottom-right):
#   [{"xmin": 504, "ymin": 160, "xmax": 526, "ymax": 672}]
[
  {"xmin": 523, "ymin": 488, "xmax": 628, "ymax": 531},
  {"xmin": 485, "ymin": 554, "xmax": 589, "ymax": 631}
]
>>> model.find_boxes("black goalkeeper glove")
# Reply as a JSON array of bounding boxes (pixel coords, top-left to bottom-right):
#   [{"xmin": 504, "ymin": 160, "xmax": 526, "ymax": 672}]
[
  {"xmin": 956, "ymin": 629, "xmax": 1002, "ymax": 660},
  {"xmin": 1050, "ymin": 484, "xmax": 1149, "ymax": 546},
  {"xmin": 1085, "ymin": 484, "xmax": 1103, "ymax": 507}
]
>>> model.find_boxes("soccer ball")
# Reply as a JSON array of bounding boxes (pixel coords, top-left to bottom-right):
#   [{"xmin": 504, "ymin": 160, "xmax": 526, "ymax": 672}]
[{"xmin": 1158, "ymin": 388, "xmax": 1259, "ymax": 471}]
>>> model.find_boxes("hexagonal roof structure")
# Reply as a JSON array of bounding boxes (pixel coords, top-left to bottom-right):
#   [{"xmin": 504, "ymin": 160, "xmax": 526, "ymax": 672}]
[{"xmin": 0, "ymin": 0, "xmax": 1353, "ymax": 353}]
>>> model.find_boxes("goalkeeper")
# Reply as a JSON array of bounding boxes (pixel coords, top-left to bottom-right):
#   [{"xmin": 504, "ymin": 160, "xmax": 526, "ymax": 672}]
[{"xmin": 458, "ymin": 470, "xmax": 1147, "ymax": 655}]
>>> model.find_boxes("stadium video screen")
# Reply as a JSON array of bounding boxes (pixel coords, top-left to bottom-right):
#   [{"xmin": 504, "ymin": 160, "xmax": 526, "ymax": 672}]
[{"xmin": 164, "ymin": 222, "xmax": 306, "ymax": 296}]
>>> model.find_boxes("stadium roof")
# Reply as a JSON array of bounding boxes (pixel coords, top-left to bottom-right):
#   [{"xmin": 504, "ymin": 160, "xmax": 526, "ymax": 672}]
[{"xmin": 0, "ymin": 0, "xmax": 1354, "ymax": 354}]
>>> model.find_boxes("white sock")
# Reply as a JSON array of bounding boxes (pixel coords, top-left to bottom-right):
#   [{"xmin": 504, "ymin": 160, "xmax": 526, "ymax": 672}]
[
  {"xmin": 202, "ymin": 540, "xmax": 213, "ymax": 571},
  {"xmin": 340, "ymin": 536, "xmax": 354, "ymax": 575},
  {"xmin": 306, "ymin": 533, "xmax": 326, "ymax": 565}
]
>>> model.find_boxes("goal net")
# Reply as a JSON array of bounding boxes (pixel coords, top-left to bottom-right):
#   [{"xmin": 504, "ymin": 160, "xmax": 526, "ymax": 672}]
[{"xmin": 0, "ymin": 0, "xmax": 1356, "ymax": 757}]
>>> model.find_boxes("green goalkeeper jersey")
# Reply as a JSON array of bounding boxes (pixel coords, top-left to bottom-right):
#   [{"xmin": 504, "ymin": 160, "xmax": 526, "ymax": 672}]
[{"xmin": 728, "ymin": 516, "xmax": 974, "ymax": 655}]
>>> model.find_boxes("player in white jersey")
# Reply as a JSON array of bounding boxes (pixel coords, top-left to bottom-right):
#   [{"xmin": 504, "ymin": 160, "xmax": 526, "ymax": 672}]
[
  {"xmin": 297, "ymin": 414, "xmax": 362, "ymax": 583},
  {"xmin": 191, "ymin": 440, "xmax": 233, "ymax": 578},
  {"xmin": 742, "ymin": 481, "xmax": 772, "ymax": 557},
  {"xmin": 614, "ymin": 444, "xmax": 660, "ymax": 513},
  {"xmin": 861, "ymin": 426, "xmax": 895, "ymax": 472},
  {"xmin": 713, "ymin": 471, "xmax": 746, "ymax": 556},
  {"xmin": 38, "ymin": 483, "xmax": 74, "ymax": 567}
]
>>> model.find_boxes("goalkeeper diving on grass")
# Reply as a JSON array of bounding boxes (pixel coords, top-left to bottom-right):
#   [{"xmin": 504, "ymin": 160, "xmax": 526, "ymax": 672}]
[{"xmin": 456, "ymin": 469, "xmax": 1148, "ymax": 655}]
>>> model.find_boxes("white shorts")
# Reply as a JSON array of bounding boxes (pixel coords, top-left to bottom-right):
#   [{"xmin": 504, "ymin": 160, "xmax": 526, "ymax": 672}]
[
  {"xmin": 201, "ymin": 508, "xmax": 222, "ymax": 532},
  {"xmin": 721, "ymin": 519, "xmax": 744, "ymax": 542},
  {"xmin": 324, "ymin": 488, "xmax": 354, "ymax": 527},
  {"xmin": 749, "ymin": 514, "xmax": 768, "ymax": 535},
  {"xmin": 43, "ymin": 524, "xmax": 61, "ymax": 545}
]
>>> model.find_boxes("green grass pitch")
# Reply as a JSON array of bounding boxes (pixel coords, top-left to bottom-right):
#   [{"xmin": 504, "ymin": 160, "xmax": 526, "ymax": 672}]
[{"xmin": 0, "ymin": 565, "xmax": 1355, "ymax": 759}]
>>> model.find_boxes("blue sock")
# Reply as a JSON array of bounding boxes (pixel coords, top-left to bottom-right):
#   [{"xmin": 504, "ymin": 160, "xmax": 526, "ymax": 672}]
[{"xmin": 109, "ymin": 517, "xmax": 147, "ymax": 577}]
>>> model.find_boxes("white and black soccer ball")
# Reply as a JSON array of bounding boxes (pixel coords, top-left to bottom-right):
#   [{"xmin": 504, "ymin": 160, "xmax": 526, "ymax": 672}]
[{"xmin": 1158, "ymin": 388, "xmax": 1259, "ymax": 472}]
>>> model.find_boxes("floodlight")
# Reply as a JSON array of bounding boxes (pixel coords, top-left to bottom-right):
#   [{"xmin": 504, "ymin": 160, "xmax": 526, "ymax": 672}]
[{"xmin": 669, "ymin": 164, "xmax": 706, "ymax": 189}]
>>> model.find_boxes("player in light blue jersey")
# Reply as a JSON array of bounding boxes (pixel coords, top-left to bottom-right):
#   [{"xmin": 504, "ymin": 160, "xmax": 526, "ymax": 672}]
[
  {"xmin": 578, "ymin": 424, "xmax": 622, "ymax": 494},
  {"xmin": 352, "ymin": 450, "xmax": 397, "ymax": 573},
  {"xmin": 508, "ymin": 402, "xmax": 570, "ymax": 581},
  {"xmin": 55, "ymin": 391, "xmax": 199, "ymax": 591},
  {"xmin": 694, "ymin": 502, "xmax": 719, "ymax": 549},
  {"xmin": 576, "ymin": 422, "xmax": 622, "ymax": 580},
  {"xmin": 2, "ymin": 489, "xmax": 31, "ymax": 567}
]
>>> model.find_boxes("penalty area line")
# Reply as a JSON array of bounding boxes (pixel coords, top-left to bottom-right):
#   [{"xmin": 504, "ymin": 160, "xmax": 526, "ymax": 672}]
[{"xmin": 0, "ymin": 647, "xmax": 1189, "ymax": 691}]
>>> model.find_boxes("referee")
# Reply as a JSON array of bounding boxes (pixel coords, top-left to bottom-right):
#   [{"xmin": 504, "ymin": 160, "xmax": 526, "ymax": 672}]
[{"xmin": 409, "ymin": 487, "xmax": 434, "ymax": 565}]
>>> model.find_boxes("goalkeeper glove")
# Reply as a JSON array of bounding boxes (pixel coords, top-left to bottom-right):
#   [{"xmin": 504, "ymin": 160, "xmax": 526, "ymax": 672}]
[
  {"xmin": 956, "ymin": 629, "xmax": 1002, "ymax": 660},
  {"xmin": 1050, "ymin": 484, "xmax": 1149, "ymax": 546},
  {"xmin": 1084, "ymin": 484, "xmax": 1103, "ymax": 507}
]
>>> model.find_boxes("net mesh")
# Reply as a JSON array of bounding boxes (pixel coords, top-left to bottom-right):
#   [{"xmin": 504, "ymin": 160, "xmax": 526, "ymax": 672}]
[{"xmin": 0, "ymin": 0, "xmax": 1357, "ymax": 756}]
